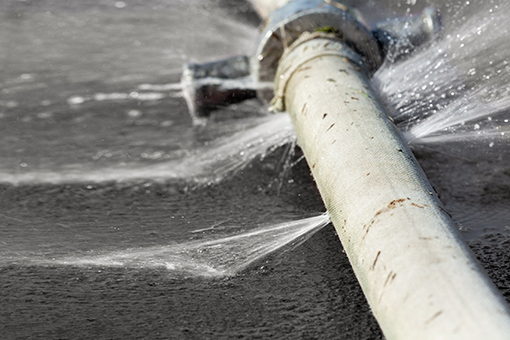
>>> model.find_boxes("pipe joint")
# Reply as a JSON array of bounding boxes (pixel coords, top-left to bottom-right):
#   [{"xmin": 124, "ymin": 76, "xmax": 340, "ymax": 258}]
[
  {"xmin": 270, "ymin": 32, "xmax": 363, "ymax": 112},
  {"xmin": 182, "ymin": 1, "xmax": 442, "ymax": 122},
  {"xmin": 253, "ymin": 0, "xmax": 381, "ymax": 103}
]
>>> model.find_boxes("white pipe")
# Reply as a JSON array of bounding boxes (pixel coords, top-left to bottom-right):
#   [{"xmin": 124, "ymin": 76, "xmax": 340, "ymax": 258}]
[{"xmin": 273, "ymin": 34, "xmax": 510, "ymax": 339}]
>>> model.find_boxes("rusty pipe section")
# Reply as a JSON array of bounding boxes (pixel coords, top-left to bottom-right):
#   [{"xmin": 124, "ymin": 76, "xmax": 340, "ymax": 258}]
[{"xmin": 272, "ymin": 30, "xmax": 510, "ymax": 340}]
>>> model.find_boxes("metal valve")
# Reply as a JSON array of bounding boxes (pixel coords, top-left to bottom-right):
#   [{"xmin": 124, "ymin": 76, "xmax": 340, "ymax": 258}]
[{"xmin": 181, "ymin": 0, "xmax": 442, "ymax": 123}]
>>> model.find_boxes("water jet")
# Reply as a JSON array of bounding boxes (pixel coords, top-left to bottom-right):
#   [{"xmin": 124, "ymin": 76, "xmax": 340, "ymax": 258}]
[
  {"xmin": 1, "ymin": 1, "xmax": 510, "ymax": 338},
  {"xmin": 184, "ymin": 0, "xmax": 510, "ymax": 338}
]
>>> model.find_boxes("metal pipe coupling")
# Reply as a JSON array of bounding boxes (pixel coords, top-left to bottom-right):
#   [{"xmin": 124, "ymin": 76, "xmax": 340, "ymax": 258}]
[
  {"xmin": 252, "ymin": 0, "xmax": 381, "ymax": 103},
  {"xmin": 270, "ymin": 31, "xmax": 365, "ymax": 112},
  {"xmin": 181, "ymin": 0, "xmax": 442, "ymax": 121}
]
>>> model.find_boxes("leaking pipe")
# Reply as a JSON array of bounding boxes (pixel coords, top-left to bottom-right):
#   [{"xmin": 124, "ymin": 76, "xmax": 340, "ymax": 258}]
[{"xmin": 271, "ymin": 32, "xmax": 510, "ymax": 339}]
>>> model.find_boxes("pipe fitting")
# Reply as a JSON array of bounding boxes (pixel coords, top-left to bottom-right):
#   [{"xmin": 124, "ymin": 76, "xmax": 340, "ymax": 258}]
[
  {"xmin": 181, "ymin": 56, "xmax": 256, "ymax": 124},
  {"xmin": 253, "ymin": 0, "xmax": 381, "ymax": 103},
  {"xmin": 181, "ymin": 1, "xmax": 442, "ymax": 122},
  {"xmin": 270, "ymin": 31, "xmax": 364, "ymax": 112}
]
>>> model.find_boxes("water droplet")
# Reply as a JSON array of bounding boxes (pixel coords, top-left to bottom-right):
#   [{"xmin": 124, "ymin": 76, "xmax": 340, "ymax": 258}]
[
  {"xmin": 127, "ymin": 109, "xmax": 142, "ymax": 118},
  {"xmin": 68, "ymin": 96, "xmax": 86, "ymax": 105}
]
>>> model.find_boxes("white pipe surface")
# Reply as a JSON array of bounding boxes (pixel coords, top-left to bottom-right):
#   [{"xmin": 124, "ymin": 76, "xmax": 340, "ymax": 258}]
[{"xmin": 275, "ymin": 36, "xmax": 510, "ymax": 339}]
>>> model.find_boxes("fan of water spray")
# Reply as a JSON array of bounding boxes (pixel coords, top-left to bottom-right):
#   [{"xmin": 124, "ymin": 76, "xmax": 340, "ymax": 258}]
[
  {"xmin": 2, "ymin": 0, "xmax": 509, "ymax": 282},
  {"xmin": 373, "ymin": 1, "xmax": 510, "ymax": 150},
  {"xmin": 32, "ymin": 214, "xmax": 330, "ymax": 278},
  {"xmin": 0, "ymin": 111, "xmax": 295, "ymax": 186}
]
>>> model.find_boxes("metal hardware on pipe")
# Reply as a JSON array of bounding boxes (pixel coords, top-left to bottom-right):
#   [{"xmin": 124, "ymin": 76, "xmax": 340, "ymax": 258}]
[
  {"xmin": 252, "ymin": 0, "xmax": 381, "ymax": 103},
  {"xmin": 181, "ymin": 56, "xmax": 256, "ymax": 124},
  {"xmin": 181, "ymin": 1, "xmax": 441, "ymax": 121},
  {"xmin": 272, "ymin": 31, "xmax": 510, "ymax": 339}
]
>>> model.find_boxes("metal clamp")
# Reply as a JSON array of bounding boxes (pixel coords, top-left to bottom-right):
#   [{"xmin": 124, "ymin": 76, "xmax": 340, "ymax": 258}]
[
  {"xmin": 270, "ymin": 31, "xmax": 364, "ymax": 112},
  {"xmin": 181, "ymin": 0, "xmax": 442, "ymax": 122},
  {"xmin": 252, "ymin": 0, "xmax": 381, "ymax": 103}
]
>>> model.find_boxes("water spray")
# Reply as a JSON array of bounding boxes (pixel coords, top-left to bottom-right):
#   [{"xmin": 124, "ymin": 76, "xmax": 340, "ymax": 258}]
[{"xmin": 183, "ymin": 0, "xmax": 510, "ymax": 338}]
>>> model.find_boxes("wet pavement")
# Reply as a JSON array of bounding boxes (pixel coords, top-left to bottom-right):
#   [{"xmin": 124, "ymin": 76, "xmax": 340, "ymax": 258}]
[{"xmin": 1, "ymin": 0, "xmax": 509, "ymax": 339}]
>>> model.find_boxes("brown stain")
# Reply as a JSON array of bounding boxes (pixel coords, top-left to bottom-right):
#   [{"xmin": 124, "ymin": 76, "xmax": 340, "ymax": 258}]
[
  {"xmin": 351, "ymin": 97, "xmax": 359, "ymax": 100},
  {"xmin": 312, "ymin": 163, "xmax": 316, "ymax": 169},
  {"xmin": 388, "ymin": 198, "xmax": 407, "ymax": 209},
  {"xmin": 378, "ymin": 272, "xmax": 397, "ymax": 304},
  {"xmin": 371, "ymin": 251, "xmax": 381, "ymax": 270},
  {"xmin": 301, "ymin": 103, "xmax": 307, "ymax": 114},
  {"xmin": 383, "ymin": 271, "xmax": 394, "ymax": 287},
  {"xmin": 425, "ymin": 311, "xmax": 443, "ymax": 324},
  {"xmin": 362, "ymin": 199, "xmax": 409, "ymax": 240},
  {"xmin": 411, "ymin": 203, "xmax": 425, "ymax": 209},
  {"xmin": 362, "ymin": 220, "xmax": 376, "ymax": 240},
  {"xmin": 326, "ymin": 123, "xmax": 335, "ymax": 132},
  {"xmin": 331, "ymin": 139, "xmax": 336, "ymax": 145},
  {"xmin": 296, "ymin": 65, "xmax": 312, "ymax": 72}
]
